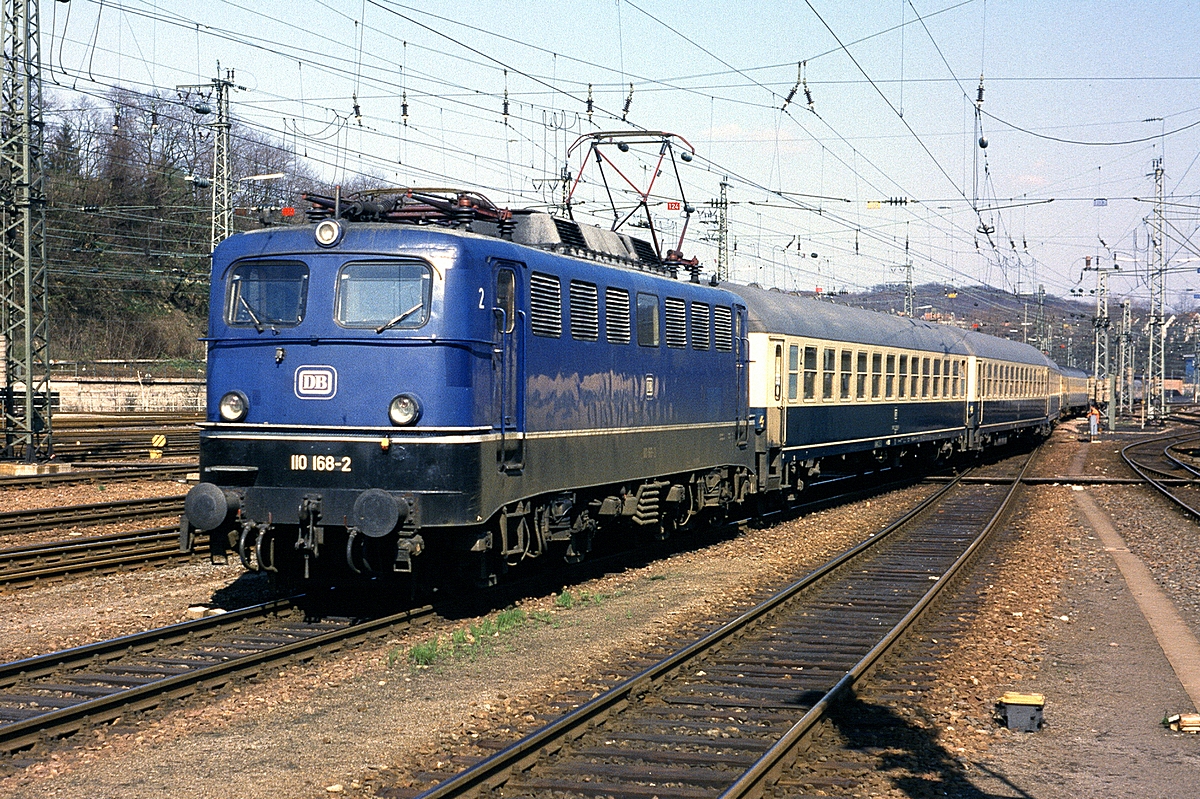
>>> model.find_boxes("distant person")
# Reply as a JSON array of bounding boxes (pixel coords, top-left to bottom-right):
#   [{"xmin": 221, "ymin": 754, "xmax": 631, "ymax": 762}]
[{"xmin": 1087, "ymin": 405, "xmax": 1100, "ymax": 439}]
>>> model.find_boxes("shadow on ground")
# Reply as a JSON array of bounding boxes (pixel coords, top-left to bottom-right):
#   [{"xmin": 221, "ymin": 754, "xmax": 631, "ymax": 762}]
[{"xmin": 819, "ymin": 692, "xmax": 1034, "ymax": 799}]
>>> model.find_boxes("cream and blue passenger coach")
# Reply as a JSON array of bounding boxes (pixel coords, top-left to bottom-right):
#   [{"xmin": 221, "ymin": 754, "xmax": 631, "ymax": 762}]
[{"xmin": 726, "ymin": 283, "xmax": 1060, "ymax": 494}]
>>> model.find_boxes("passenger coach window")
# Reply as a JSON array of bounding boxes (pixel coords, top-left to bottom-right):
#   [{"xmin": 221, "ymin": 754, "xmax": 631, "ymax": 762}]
[
  {"xmin": 898, "ymin": 355, "xmax": 908, "ymax": 398},
  {"xmin": 227, "ymin": 260, "xmax": 309, "ymax": 329},
  {"xmin": 921, "ymin": 358, "xmax": 931, "ymax": 397},
  {"xmin": 886, "ymin": 354, "xmax": 896, "ymax": 398},
  {"xmin": 871, "ymin": 353, "xmax": 882, "ymax": 399},
  {"xmin": 856, "ymin": 352, "xmax": 867, "ymax": 399},
  {"xmin": 932, "ymin": 360, "xmax": 941, "ymax": 398},
  {"xmin": 803, "ymin": 346, "xmax": 817, "ymax": 400},
  {"xmin": 636, "ymin": 293, "xmax": 659, "ymax": 347},
  {"xmin": 840, "ymin": 350, "xmax": 852, "ymax": 399},
  {"xmin": 336, "ymin": 261, "xmax": 431, "ymax": 330},
  {"xmin": 788, "ymin": 345, "xmax": 799, "ymax": 401},
  {"xmin": 823, "ymin": 348, "xmax": 836, "ymax": 400}
]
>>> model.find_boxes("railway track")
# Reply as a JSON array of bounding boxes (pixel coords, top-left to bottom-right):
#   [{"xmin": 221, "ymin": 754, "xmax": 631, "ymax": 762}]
[
  {"xmin": 0, "ymin": 598, "xmax": 434, "ymax": 754},
  {"xmin": 411, "ymin": 451, "xmax": 1033, "ymax": 799},
  {"xmin": 0, "ymin": 495, "xmax": 185, "ymax": 536},
  {"xmin": 0, "ymin": 525, "xmax": 185, "ymax": 587},
  {"xmin": 0, "ymin": 463, "xmax": 195, "ymax": 490},
  {"xmin": 1122, "ymin": 430, "xmax": 1200, "ymax": 517}
]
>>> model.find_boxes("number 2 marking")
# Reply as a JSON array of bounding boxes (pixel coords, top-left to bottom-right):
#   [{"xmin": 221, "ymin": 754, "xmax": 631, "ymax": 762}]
[{"xmin": 478, "ymin": 288, "xmax": 485, "ymax": 309}]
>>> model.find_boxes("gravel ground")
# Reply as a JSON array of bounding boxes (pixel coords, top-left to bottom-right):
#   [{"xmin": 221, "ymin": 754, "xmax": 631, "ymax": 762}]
[
  {"xmin": 2, "ymin": 424, "xmax": 1199, "ymax": 798},
  {"xmin": 0, "ymin": 477, "xmax": 189, "ymax": 550}
]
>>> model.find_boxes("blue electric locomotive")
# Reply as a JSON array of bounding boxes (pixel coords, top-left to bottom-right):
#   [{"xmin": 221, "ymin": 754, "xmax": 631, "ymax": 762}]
[{"xmin": 183, "ymin": 190, "xmax": 755, "ymax": 585}]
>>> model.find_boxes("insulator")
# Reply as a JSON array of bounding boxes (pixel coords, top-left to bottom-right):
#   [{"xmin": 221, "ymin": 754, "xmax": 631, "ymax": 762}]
[{"xmin": 586, "ymin": 84, "xmax": 593, "ymax": 119}]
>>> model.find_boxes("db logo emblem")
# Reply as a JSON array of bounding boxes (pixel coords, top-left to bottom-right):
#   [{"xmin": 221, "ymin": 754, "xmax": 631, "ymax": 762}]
[{"xmin": 295, "ymin": 366, "xmax": 337, "ymax": 399}]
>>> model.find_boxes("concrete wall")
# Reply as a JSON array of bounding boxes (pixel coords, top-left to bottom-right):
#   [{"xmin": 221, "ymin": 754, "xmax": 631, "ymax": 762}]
[{"xmin": 51, "ymin": 377, "xmax": 205, "ymax": 413}]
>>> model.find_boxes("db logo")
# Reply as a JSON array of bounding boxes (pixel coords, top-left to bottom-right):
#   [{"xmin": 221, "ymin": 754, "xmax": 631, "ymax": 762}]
[{"xmin": 294, "ymin": 366, "xmax": 337, "ymax": 399}]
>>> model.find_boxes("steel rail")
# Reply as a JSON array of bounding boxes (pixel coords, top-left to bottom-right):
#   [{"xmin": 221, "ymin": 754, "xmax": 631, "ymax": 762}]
[
  {"xmin": 0, "ymin": 464, "xmax": 195, "ymax": 490},
  {"xmin": 0, "ymin": 599, "xmax": 435, "ymax": 754},
  {"xmin": 412, "ymin": 453, "xmax": 1032, "ymax": 799},
  {"xmin": 721, "ymin": 450, "xmax": 1035, "ymax": 798},
  {"xmin": 0, "ymin": 526, "xmax": 184, "ymax": 586},
  {"xmin": 1122, "ymin": 434, "xmax": 1200, "ymax": 519},
  {"xmin": 0, "ymin": 495, "xmax": 184, "ymax": 535}
]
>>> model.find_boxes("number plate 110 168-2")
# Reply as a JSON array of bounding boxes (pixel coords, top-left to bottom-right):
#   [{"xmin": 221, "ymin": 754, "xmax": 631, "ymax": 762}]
[{"xmin": 289, "ymin": 454, "xmax": 352, "ymax": 473}]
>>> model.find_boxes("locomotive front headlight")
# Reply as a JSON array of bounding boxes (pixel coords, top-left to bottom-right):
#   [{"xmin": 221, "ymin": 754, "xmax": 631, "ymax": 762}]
[
  {"xmin": 314, "ymin": 218, "xmax": 344, "ymax": 247},
  {"xmin": 388, "ymin": 394, "xmax": 421, "ymax": 426},
  {"xmin": 218, "ymin": 391, "xmax": 249, "ymax": 422}
]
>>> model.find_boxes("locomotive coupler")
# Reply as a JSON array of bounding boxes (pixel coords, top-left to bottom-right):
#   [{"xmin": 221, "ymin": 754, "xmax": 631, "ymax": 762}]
[
  {"xmin": 393, "ymin": 534, "xmax": 425, "ymax": 573},
  {"xmin": 295, "ymin": 495, "xmax": 324, "ymax": 579}
]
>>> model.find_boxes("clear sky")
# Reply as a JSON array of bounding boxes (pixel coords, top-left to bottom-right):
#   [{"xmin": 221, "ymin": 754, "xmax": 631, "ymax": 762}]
[{"xmin": 48, "ymin": 0, "xmax": 1200, "ymax": 311}]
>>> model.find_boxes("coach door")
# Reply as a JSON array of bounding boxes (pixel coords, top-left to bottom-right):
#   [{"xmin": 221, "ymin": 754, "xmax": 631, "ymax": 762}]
[
  {"xmin": 766, "ymin": 336, "xmax": 785, "ymax": 448},
  {"xmin": 492, "ymin": 263, "xmax": 524, "ymax": 473}
]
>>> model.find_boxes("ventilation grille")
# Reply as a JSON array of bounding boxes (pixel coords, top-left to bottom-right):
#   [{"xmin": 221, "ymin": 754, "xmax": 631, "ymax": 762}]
[
  {"xmin": 530, "ymin": 272, "xmax": 562, "ymax": 338},
  {"xmin": 569, "ymin": 281, "xmax": 599, "ymax": 341},
  {"xmin": 552, "ymin": 218, "xmax": 588, "ymax": 250},
  {"xmin": 605, "ymin": 287, "xmax": 631, "ymax": 344},
  {"xmin": 690, "ymin": 302, "xmax": 710, "ymax": 350},
  {"xmin": 714, "ymin": 306, "xmax": 733, "ymax": 352},
  {"xmin": 627, "ymin": 237, "xmax": 659, "ymax": 264},
  {"xmin": 665, "ymin": 298, "xmax": 687, "ymax": 349}
]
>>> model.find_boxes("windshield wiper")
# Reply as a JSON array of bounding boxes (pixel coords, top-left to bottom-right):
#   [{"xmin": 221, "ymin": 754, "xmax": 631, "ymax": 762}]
[
  {"xmin": 374, "ymin": 303, "xmax": 423, "ymax": 334},
  {"xmin": 237, "ymin": 294, "xmax": 266, "ymax": 334}
]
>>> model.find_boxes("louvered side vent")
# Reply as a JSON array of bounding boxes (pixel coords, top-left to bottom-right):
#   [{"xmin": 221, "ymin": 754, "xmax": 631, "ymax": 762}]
[
  {"xmin": 627, "ymin": 237, "xmax": 659, "ymax": 264},
  {"xmin": 552, "ymin": 218, "xmax": 588, "ymax": 250},
  {"xmin": 665, "ymin": 298, "xmax": 687, "ymax": 349},
  {"xmin": 690, "ymin": 302, "xmax": 710, "ymax": 350},
  {"xmin": 530, "ymin": 272, "xmax": 563, "ymax": 338},
  {"xmin": 569, "ymin": 280, "xmax": 599, "ymax": 341},
  {"xmin": 605, "ymin": 287, "xmax": 631, "ymax": 344},
  {"xmin": 714, "ymin": 306, "xmax": 733, "ymax": 352}
]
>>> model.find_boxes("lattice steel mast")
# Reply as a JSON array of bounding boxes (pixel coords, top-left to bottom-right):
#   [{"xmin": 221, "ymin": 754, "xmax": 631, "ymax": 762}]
[
  {"xmin": 1, "ymin": 0, "xmax": 51, "ymax": 461},
  {"xmin": 1146, "ymin": 157, "xmax": 1167, "ymax": 424}
]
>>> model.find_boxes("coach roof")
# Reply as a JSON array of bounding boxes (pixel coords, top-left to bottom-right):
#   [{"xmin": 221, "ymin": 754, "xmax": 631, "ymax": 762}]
[{"xmin": 725, "ymin": 282, "xmax": 1054, "ymax": 368}]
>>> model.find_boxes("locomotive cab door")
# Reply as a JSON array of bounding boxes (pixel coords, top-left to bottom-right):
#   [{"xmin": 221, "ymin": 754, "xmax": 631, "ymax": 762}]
[
  {"xmin": 492, "ymin": 262, "xmax": 524, "ymax": 473},
  {"xmin": 735, "ymin": 305, "xmax": 750, "ymax": 446}
]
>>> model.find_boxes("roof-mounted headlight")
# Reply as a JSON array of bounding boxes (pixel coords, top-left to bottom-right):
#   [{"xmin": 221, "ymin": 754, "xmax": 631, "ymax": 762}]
[
  {"xmin": 218, "ymin": 391, "xmax": 249, "ymax": 422},
  {"xmin": 314, "ymin": 219, "xmax": 344, "ymax": 247},
  {"xmin": 388, "ymin": 394, "xmax": 421, "ymax": 426}
]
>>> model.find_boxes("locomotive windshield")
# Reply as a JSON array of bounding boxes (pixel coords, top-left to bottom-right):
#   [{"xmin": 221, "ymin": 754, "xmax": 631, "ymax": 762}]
[
  {"xmin": 225, "ymin": 260, "xmax": 309, "ymax": 330},
  {"xmin": 336, "ymin": 260, "xmax": 432, "ymax": 330}
]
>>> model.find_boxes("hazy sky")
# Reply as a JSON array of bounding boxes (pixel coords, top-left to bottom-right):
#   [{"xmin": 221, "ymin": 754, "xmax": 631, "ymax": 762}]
[{"xmin": 49, "ymin": 0, "xmax": 1200, "ymax": 309}]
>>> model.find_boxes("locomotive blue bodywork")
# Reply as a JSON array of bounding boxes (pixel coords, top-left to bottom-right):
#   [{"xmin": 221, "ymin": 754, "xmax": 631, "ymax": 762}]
[{"xmin": 186, "ymin": 212, "xmax": 754, "ymax": 584}]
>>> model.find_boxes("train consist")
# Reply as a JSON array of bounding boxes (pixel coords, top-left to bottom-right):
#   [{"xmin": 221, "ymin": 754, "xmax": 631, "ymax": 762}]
[{"xmin": 183, "ymin": 187, "xmax": 1082, "ymax": 589}]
